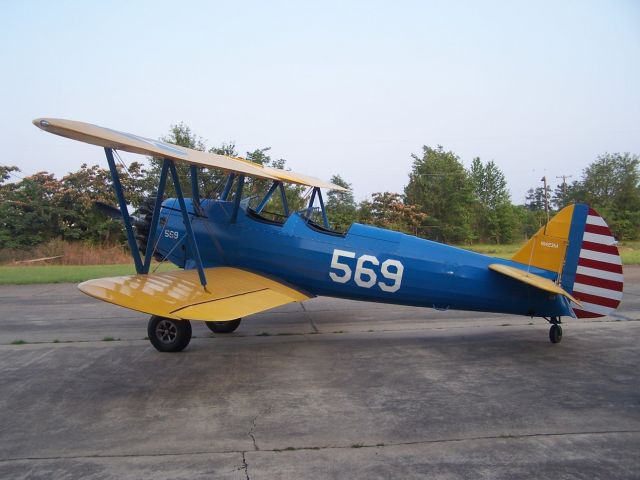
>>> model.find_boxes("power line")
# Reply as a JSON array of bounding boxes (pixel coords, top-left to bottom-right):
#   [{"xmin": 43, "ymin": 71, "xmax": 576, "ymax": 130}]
[
  {"xmin": 556, "ymin": 174, "xmax": 573, "ymax": 198},
  {"xmin": 555, "ymin": 174, "xmax": 573, "ymax": 186}
]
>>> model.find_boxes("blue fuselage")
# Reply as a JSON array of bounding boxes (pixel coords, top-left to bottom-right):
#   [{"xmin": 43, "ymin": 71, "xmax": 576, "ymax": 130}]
[{"xmin": 155, "ymin": 199, "xmax": 572, "ymax": 318}]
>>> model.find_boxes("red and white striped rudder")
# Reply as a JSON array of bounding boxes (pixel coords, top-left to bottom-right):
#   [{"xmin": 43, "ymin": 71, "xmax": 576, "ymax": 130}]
[{"xmin": 571, "ymin": 208, "xmax": 624, "ymax": 318}]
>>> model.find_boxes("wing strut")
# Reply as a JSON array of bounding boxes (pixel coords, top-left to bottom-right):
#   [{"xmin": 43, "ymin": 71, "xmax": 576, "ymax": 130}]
[
  {"xmin": 190, "ymin": 165, "xmax": 202, "ymax": 213},
  {"xmin": 105, "ymin": 147, "xmax": 144, "ymax": 274},
  {"xmin": 279, "ymin": 182, "xmax": 290, "ymax": 216},
  {"xmin": 256, "ymin": 181, "xmax": 282, "ymax": 213},
  {"xmin": 221, "ymin": 173, "xmax": 235, "ymax": 200},
  {"xmin": 306, "ymin": 187, "xmax": 330, "ymax": 228},
  {"xmin": 167, "ymin": 160, "xmax": 207, "ymax": 288},
  {"xmin": 104, "ymin": 148, "xmax": 208, "ymax": 288},
  {"xmin": 143, "ymin": 159, "xmax": 169, "ymax": 273}
]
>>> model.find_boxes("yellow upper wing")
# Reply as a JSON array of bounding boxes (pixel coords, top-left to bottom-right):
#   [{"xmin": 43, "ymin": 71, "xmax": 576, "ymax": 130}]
[
  {"xmin": 78, "ymin": 267, "xmax": 311, "ymax": 321},
  {"xmin": 33, "ymin": 118, "xmax": 347, "ymax": 191}
]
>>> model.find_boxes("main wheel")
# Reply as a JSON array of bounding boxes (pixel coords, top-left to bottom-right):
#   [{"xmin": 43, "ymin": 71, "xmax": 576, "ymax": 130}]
[
  {"xmin": 205, "ymin": 319, "xmax": 241, "ymax": 334},
  {"xmin": 148, "ymin": 316, "xmax": 192, "ymax": 352},
  {"xmin": 549, "ymin": 324, "xmax": 563, "ymax": 344}
]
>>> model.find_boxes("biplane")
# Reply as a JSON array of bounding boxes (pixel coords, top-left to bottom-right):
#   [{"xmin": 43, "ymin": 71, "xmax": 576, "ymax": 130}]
[{"xmin": 33, "ymin": 118, "xmax": 624, "ymax": 352}]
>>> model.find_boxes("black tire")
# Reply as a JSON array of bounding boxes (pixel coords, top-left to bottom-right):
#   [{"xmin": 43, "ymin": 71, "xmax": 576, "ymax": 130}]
[
  {"xmin": 205, "ymin": 318, "xmax": 242, "ymax": 334},
  {"xmin": 148, "ymin": 316, "xmax": 192, "ymax": 352},
  {"xmin": 549, "ymin": 324, "xmax": 563, "ymax": 344}
]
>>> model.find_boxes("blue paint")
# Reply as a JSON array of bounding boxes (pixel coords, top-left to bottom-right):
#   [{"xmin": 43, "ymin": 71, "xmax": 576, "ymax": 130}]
[
  {"xmin": 167, "ymin": 161, "xmax": 207, "ymax": 287},
  {"xmin": 104, "ymin": 148, "xmax": 143, "ymax": 274},
  {"xmin": 143, "ymin": 159, "xmax": 169, "ymax": 273},
  {"xmin": 190, "ymin": 165, "xmax": 201, "ymax": 211},
  {"xmin": 231, "ymin": 175, "xmax": 245, "ymax": 223},
  {"xmin": 316, "ymin": 187, "xmax": 330, "ymax": 228},
  {"xmin": 152, "ymin": 197, "xmax": 574, "ymax": 318},
  {"xmin": 256, "ymin": 181, "xmax": 280, "ymax": 213},
  {"xmin": 562, "ymin": 203, "xmax": 589, "ymax": 293},
  {"xmin": 221, "ymin": 174, "xmax": 235, "ymax": 200}
]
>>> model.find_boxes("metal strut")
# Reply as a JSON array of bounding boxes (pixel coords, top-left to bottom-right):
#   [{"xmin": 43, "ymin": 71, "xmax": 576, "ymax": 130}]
[
  {"xmin": 221, "ymin": 173, "xmax": 235, "ymax": 200},
  {"xmin": 256, "ymin": 181, "xmax": 281, "ymax": 214},
  {"xmin": 306, "ymin": 187, "xmax": 317, "ymax": 218},
  {"xmin": 167, "ymin": 160, "xmax": 207, "ymax": 288},
  {"xmin": 104, "ymin": 148, "xmax": 143, "ymax": 274},
  {"xmin": 190, "ymin": 165, "xmax": 201, "ymax": 213},
  {"xmin": 142, "ymin": 160, "xmax": 169, "ymax": 273},
  {"xmin": 231, "ymin": 175, "xmax": 245, "ymax": 223},
  {"xmin": 315, "ymin": 187, "xmax": 330, "ymax": 228},
  {"xmin": 279, "ymin": 182, "xmax": 289, "ymax": 216}
]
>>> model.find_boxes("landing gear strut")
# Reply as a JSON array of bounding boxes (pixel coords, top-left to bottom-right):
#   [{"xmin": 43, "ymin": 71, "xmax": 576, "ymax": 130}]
[{"xmin": 547, "ymin": 317, "xmax": 563, "ymax": 344}]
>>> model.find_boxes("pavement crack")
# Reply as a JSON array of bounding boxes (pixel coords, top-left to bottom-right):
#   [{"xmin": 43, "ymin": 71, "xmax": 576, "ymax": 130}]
[
  {"xmin": 248, "ymin": 414, "xmax": 259, "ymax": 451},
  {"xmin": 300, "ymin": 302, "xmax": 319, "ymax": 333},
  {"xmin": 241, "ymin": 451, "xmax": 250, "ymax": 480},
  {"xmin": 2, "ymin": 429, "xmax": 638, "ymax": 463}
]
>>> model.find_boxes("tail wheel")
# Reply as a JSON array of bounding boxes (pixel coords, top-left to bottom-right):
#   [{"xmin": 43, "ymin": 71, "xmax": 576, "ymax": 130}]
[
  {"xmin": 206, "ymin": 319, "xmax": 242, "ymax": 334},
  {"xmin": 148, "ymin": 316, "xmax": 192, "ymax": 352},
  {"xmin": 549, "ymin": 324, "xmax": 563, "ymax": 344}
]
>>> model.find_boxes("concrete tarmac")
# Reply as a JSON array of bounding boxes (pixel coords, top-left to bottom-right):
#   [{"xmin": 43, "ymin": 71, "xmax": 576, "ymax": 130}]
[{"xmin": 0, "ymin": 267, "xmax": 639, "ymax": 479}]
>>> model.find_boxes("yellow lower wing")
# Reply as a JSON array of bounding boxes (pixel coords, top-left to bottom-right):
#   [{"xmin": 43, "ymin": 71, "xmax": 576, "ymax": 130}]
[
  {"xmin": 489, "ymin": 263, "xmax": 582, "ymax": 306},
  {"xmin": 78, "ymin": 267, "xmax": 311, "ymax": 321}
]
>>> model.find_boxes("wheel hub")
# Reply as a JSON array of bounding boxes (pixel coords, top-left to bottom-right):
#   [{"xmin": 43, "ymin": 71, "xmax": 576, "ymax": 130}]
[{"xmin": 156, "ymin": 319, "xmax": 178, "ymax": 344}]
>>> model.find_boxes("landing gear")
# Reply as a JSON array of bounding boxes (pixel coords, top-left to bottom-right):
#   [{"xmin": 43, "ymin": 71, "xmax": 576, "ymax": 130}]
[
  {"xmin": 206, "ymin": 318, "xmax": 242, "ymax": 334},
  {"xmin": 547, "ymin": 317, "xmax": 563, "ymax": 344},
  {"xmin": 148, "ymin": 316, "xmax": 192, "ymax": 352}
]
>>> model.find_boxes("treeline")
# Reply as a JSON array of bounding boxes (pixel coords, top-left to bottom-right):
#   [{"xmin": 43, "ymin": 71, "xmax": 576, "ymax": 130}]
[
  {"xmin": 1, "ymin": 123, "xmax": 638, "ymax": 252},
  {"xmin": 328, "ymin": 146, "xmax": 640, "ymax": 243}
]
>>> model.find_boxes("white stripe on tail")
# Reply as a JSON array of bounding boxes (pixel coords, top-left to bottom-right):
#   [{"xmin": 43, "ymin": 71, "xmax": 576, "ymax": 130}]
[{"xmin": 571, "ymin": 208, "xmax": 624, "ymax": 319}]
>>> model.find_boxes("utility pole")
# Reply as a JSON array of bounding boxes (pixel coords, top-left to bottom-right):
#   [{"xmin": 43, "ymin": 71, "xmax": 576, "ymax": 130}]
[
  {"xmin": 555, "ymin": 174, "xmax": 573, "ymax": 207},
  {"xmin": 541, "ymin": 176, "xmax": 550, "ymax": 230}
]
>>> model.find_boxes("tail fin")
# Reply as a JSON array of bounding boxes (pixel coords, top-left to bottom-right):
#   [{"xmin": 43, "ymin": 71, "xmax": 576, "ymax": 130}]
[{"xmin": 512, "ymin": 204, "xmax": 623, "ymax": 318}]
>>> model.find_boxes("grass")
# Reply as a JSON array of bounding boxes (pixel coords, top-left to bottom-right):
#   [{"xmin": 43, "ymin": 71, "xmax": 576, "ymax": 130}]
[
  {"xmin": 0, "ymin": 263, "xmax": 178, "ymax": 285},
  {"xmin": 460, "ymin": 240, "xmax": 640, "ymax": 265},
  {"xmin": 460, "ymin": 243, "xmax": 521, "ymax": 258},
  {"xmin": 1, "ymin": 240, "xmax": 638, "ymax": 286},
  {"xmin": 617, "ymin": 241, "xmax": 640, "ymax": 265}
]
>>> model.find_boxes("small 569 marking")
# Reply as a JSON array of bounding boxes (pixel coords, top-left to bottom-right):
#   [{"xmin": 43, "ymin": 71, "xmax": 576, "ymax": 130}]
[
  {"xmin": 329, "ymin": 249, "xmax": 404, "ymax": 293},
  {"xmin": 164, "ymin": 229, "xmax": 179, "ymax": 240}
]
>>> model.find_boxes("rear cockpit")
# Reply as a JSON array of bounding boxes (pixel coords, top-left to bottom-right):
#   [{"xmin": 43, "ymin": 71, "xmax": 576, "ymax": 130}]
[{"xmin": 216, "ymin": 173, "xmax": 348, "ymax": 236}]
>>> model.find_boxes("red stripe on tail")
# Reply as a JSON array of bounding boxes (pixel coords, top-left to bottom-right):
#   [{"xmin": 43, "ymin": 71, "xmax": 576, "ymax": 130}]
[
  {"xmin": 574, "ymin": 309, "xmax": 605, "ymax": 319},
  {"xmin": 584, "ymin": 223, "xmax": 612, "ymax": 236},
  {"xmin": 577, "ymin": 257, "xmax": 623, "ymax": 274},
  {"xmin": 580, "ymin": 241, "xmax": 619, "ymax": 255},
  {"xmin": 572, "ymin": 291, "xmax": 621, "ymax": 309},
  {"xmin": 574, "ymin": 274, "xmax": 623, "ymax": 292}
]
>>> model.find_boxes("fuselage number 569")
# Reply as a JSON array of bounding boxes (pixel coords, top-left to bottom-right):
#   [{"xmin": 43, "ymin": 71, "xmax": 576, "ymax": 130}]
[{"xmin": 329, "ymin": 249, "xmax": 404, "ymax": 293}]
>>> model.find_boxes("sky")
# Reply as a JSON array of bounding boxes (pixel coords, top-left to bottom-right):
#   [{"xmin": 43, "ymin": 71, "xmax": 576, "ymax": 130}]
[{"xmin": 1, "ymin": 0, "xmax": 639, "ymax": 203}]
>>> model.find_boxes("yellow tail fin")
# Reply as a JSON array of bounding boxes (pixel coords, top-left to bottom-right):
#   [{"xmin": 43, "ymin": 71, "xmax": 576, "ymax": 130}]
[{"xmin": 511, "ymin": 205, "xmax": 575, "ymax": 275}]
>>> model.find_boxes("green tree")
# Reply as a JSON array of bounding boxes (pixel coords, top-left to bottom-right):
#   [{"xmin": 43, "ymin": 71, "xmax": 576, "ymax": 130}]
[
  {"xmin": 524, "ymin": 185, "xmax": 552, "ymax": 212},
  {"xmin": 145, "ymin": 122, "xmax": 208, "ymax": 199},
  {"xmin": 570, "ymin": 153, "xmax": 640, "ymax": 239},
  {"xmin": 326, "ymin": 175, "xmax": 357, "ymax": 232},
  {"xmin": 357, "ymin": 192, "xmax": 426, "ymax": 235},
  {"xmin": 469, "ymin": 158, "xmax": 517, "ymax": 243},
  {"xmin": 0, "ymin": 171, "xmax": 63, "ymax": 248},
  {"xmin": 404, "ymin": 146, "xmax": 475, "ymax": 243}
]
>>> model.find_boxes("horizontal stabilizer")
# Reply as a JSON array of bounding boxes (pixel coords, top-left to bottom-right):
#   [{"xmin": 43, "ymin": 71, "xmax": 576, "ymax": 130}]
[
  {"xmin": 489, "ymin": 263, "xmax": 582, "ymax": 306},
  {"xmin": 78, "ymin": 267, "xmax": 311, "ymax": 321}
]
